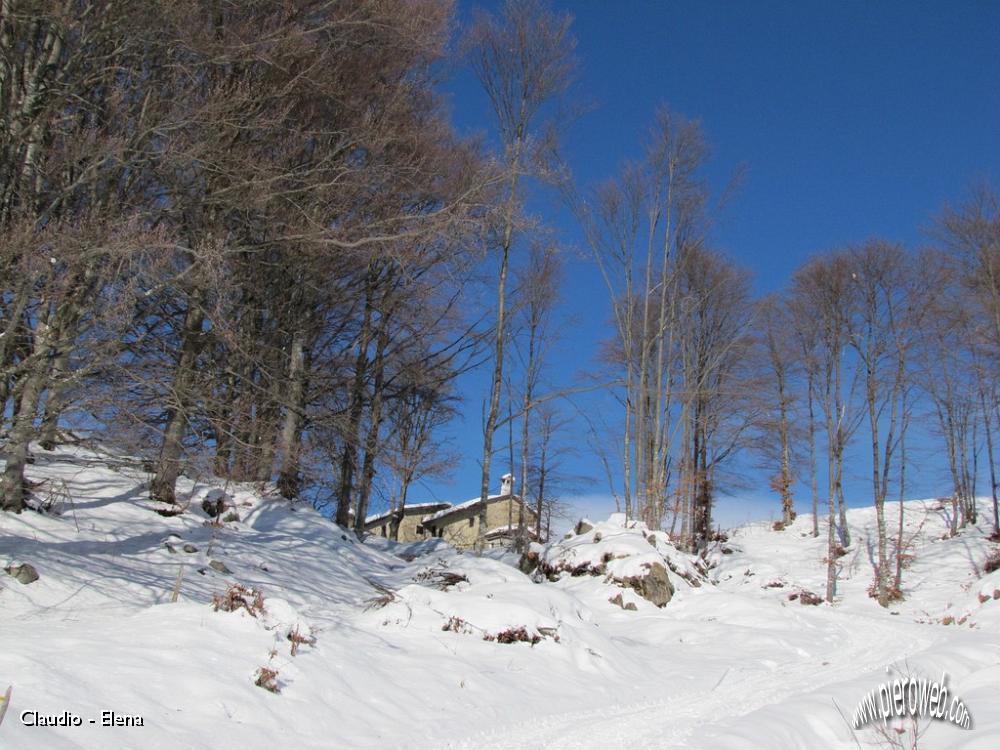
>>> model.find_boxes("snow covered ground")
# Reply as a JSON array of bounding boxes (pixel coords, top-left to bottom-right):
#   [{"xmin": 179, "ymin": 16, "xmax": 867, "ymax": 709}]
[{"xmin": 2, "ymin": 446, "xmax": 998, "ymax": 749}]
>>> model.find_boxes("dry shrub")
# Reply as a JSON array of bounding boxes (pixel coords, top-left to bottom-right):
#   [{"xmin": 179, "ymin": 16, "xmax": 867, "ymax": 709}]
[
  {"xmin": 212, "ymin": 583, "xmax": 265, "ymax": 617},
  {"xmin": 867, "ymin": 578, "xmax": 905, "ymax": 603},
  {"xmin": 415, "ymin": 568, "xmax": 469, "ymax": 590},
  {"xmin": 484, "ymin": 626, "xmax": 541, "ymax": 645},
  {"xmin": 254, "ymin": 666, "xmax": 280, "ymax": 693},
  {"xmin": 984, "ymin": 551, "xmax": 1000, "ymax": 575},
  {"xmin": 441, "ymin": 616, "xmax": 470, "ymax": 634},
  {"xmin": 772, "ymin": 520, "xmax": 785, "ymax": 532},
  {"xmin": 288, "ymin": 626, "xmax": 316, "ymax": 656}
]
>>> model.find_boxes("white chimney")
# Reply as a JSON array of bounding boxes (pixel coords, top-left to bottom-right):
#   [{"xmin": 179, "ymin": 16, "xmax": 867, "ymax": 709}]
[{"xmin": 500, "ymin": 473, "xmax": 514, "ymax": 496}]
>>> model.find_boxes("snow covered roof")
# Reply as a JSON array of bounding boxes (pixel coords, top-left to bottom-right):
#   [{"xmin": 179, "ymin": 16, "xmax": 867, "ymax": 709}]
[
  {"xmin": 364, "ymin": 502, "xmax": 452, "ymax": 526},
  {"xmin": 421, "ymin": 494, "xmax": 500, "ymax": 523},
  {"xmin": 421, "ymin": 493, "xmax": 534, "ymax": 525},
  {"xmin": 484, "ymin": 525, "xmax": 539, "ymax": 540}
]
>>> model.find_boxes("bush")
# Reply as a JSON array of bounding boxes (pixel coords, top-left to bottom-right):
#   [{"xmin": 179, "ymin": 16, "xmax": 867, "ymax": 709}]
[
  {"xmin": 441, "ymin": 616, "xmax": 471, "ymax": 634},
  {"xmin": 867, "ymin": 578, "xmax": 904, "ymax": 603},
  {"xmin": 212, "ymin": 583, "xmax": 265, "ymax": 617},
  {"xmin": 984, "ymin": 550, "xmax": 1000, "ymax": 575},
  {"xmin": 254, "ymin": 666, "xmax": 280, "ymax": 693},
  {"xmin": 287, "ymin": 626, "xmax": 316, "ymax": 656},
  {"xmin": 483, "ymin": 626, "xmax": 541, "ymax": 645}
]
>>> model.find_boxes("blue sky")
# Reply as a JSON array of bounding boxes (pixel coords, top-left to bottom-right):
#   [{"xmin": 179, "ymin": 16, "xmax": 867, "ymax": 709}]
[{"xmin": 402, "ymin": 0, "xmax": 1000, "ymax": 531}]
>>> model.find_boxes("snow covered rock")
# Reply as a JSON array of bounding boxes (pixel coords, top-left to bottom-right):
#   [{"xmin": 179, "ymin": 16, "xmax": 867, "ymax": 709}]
[
  {"xmin": 522, "ymin": 515, "xmax": 706, "ymax": 607},
  {"xmin": 616, "ymin": 561, "xmax": 673, "ymax": 607},
  {"xmin": 4, "ymin": 562, "xmax": 39, "ymax": 584},
  {"xmin": 200, "ymin": 489, "xmax": 231, "ymax": 518}
]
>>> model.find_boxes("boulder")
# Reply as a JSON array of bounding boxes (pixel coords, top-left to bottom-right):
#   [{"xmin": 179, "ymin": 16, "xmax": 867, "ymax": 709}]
[
  {"xmin": 201, "ymin": 490, "xmax": 230, "ymax": 518},
  {"xmin": 5, "ymin": 563, "xmax": 39, "ymax": 585},
  {"xmin": 517, "ymin": 549, "xmax": 540, "ymax": 576},
  {"xmin": 617, "ymin": 562, "xmax": 673, "ymax": 607}
]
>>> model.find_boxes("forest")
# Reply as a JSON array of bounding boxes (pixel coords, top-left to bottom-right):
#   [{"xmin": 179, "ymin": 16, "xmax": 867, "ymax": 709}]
[{"xmin": 2, "ymin": 0, "xmax": 999, "ymax": 614}]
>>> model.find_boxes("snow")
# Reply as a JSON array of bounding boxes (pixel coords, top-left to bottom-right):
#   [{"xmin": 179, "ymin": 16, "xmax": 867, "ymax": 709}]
[
  {"xmin": 2, "ymin": 445, "xmax": 999, "ymax": 748},
  {"xmin": 421, "ymin": 494, "xmax": 504, "ymax": 523},
  {"xmin": 537, "ymin": 515, "xmax": 708, "ymax": 587},
  {"xmin": 364, "ymin": 502, "xmax": 451, "ymax": 525}
]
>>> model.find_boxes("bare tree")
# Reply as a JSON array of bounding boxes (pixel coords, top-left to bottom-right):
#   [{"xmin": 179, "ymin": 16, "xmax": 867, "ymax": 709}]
[
  {"xmin": 791, "ymin": 252, "xmax": 862, "ymax": 601},
  {"xmin": 844, "ymin": 240, "xmax": 923, "ymax": 606},
  {"xmin": 754, "ymin": 295, "xmax": 800, "ymax": 527},
  {"xmin": 512, "ymin": 243, "xmax": 562, "ymax": 549},
  {"xmin": 575, "ymin": 109, "xmax": 709, "ymax": 529},
  {"xmin": 465, "ymin": 0, "xmax": 575, "ymax": 549}
]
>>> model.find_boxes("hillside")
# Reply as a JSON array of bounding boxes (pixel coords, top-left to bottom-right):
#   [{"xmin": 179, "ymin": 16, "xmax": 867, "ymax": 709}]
[{"xmin": 2, "ymin": 446, "xmax": 999, "ymax": 749}]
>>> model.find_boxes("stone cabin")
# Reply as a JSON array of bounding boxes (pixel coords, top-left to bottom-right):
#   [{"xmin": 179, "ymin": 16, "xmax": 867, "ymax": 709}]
[
  {"xmin": 364, "ymin": 474, "xmax": 540, "ymax": 549},
  {"xmin": 363, "ymin": 502, "xmax": 451, "ymax": 541}
]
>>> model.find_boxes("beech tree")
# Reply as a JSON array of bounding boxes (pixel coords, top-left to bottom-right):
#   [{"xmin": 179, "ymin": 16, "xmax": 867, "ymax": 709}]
[
  {"xmin": 465, "ymin": 0, "xmax": 575, "ymax": 549},
  {"xmin": 790, "ymin": 253, "xmax": 861, "ymax": 601},
  {"xmin": 754, "ymin": 295, "xmax": 800, "ymax": 527},
  {"xmin": 1, "ymin": 1, "xmax": 489, "ymax": 519},
  {"xmin": 577, "ymin": 109, "xmax": 709, "ymax": 528},
  {"xmin": 844, "ymin": 240, "xmax": 923, "ymax": 606}
]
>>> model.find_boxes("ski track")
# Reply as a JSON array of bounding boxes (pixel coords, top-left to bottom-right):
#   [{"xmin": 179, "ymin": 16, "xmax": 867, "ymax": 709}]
[{"xmin": 444, "ymin": 612, "xmax": 936, "ymax": 749}]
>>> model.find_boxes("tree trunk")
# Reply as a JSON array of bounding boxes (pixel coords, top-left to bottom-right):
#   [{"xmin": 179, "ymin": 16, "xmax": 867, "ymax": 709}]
[
  {"xmin": 807, "ymin": 371, "xmax": 819, "ymax": 537},
  {"xmin": 276, "ymin": 330, "xmax": 308, "ymax": 499},
  {"xmin": 335, "ymin": 273, "xmax": 375, "ymax": 527},
  {"xmin": 150, "ymin": 295, "xmax": 204, "ymax": 504},
  {"xmin": 0, "ymin": 362, "xmax": 50, "ymax": 512},
  {"xmin": 478, "ymin": 187, "xmax": 516, "ymax": 549},
  {"xmin": 981, "ymin": 388, "xmax": 999, "ymax": 537},
  {"xmin": 354, "ymin": 320, "xmax": 389, "ymax": 536},
  {"xmin": 37, "ymin": 344, "xmax": 70, "ymax": 450}
]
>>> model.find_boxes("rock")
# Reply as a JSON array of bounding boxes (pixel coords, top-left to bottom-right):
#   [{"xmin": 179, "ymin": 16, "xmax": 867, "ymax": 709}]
[
  {"xmin": 209, "ymin": 560, "xmax": 232, "ymax": 574},
  {"xmin": 182, "ymin": 543, "xmax": 198, "ymax": 554},
  {"xmin": 574, "ymin": 519, "xmax": 594, "ymax": 535},
  {"xmin": 788, "ymin": 589, "xmax": 822, "ymax": 606},
  {"xmin": 201, "ymin": 490, "xmax": 230, "ymax": 518},
  {"xmin": 518, "ymin": 549, "xmax": 540, "ymax": 575},
  {"xmin": 5, "ymin": 563, "xmax": 39, "ymax": 585},
  {"xmin": 608, "ymin": 592, "xmax": 638, "ymax": 611},
  {"xmin": 618, "ymin": 562, "xmax": 673, "ymax": 607}
]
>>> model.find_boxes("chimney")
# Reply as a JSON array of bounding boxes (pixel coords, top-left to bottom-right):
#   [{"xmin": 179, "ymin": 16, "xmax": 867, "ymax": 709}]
[{"xmin": 500, "ymin": 473, "xmax": 514, "ymax": 496}]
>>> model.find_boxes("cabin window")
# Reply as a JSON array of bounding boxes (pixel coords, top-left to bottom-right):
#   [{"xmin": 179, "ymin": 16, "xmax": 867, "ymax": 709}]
[
  {"xmin": 468, "ymin": 517, "xmax": 474, "ymax": 527},
  {"xmin": 416, "ymin": 525, "xmax": 424, "ymax": 536}
]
